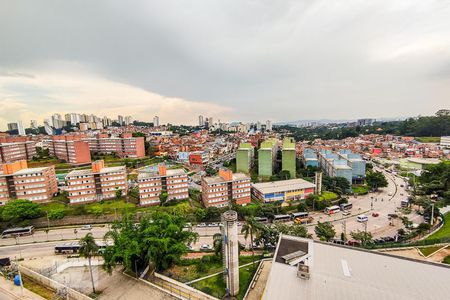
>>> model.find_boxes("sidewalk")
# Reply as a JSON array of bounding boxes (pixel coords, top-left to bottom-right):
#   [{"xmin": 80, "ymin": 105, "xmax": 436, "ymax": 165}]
[{"xmin": 0, "ymin": 276, "xmax": 45, "ymax": 300}]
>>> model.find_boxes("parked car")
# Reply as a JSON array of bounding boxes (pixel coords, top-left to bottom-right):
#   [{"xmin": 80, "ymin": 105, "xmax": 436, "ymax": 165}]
[
  {"xmin": 81, "ymin": 225, "xmax": 92, "ymax": 230},
  {"xmin": 197, "ymin": 223, "xmax": 207, "ymax": 227},
  {"xmin": 342, "ymin": 211, "xmax": 351, "ymax": 216},
  {"xmin": 347, "ymin": 240, "xmax": 361, "ymax": 247},
  {"xmin": 200, "ymin": 244, "xmax": 213, "ymax": 251},
  {"xmin": 372, "ymin": 212, "xmax": 379, "ymax": 217},
  {"xmin": 208, "ymin": 223, "xmax": 219, "ymax": 227},
  {"xmin": 388, "ymin": 213, "xmax": 398, "ymax": 219},
  {"xmin": 186, "ymin": 245, "xmax": 194, "ymax": 251}
]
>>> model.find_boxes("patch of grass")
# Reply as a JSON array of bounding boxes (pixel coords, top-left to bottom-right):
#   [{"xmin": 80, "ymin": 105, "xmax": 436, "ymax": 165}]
[
  {"xmin": 191, "ymin": 263, "xmax": 258, "ymax": 300},
  {"xmin": 418, "ymin": 246, "xmax": 442, "ymax": 257},
  {"xmin": 84, "ymin": 199, "xmax": 137, "ymax": 216},
  {"xmin": 415, "ymin": 137, "xmax": 440, "ymax": 143},
  {"xmin": 22, "ymin": 275, "xmax": 55, "ymax": 300},
  {"xmin": 426, "ymin": 213, "xmax": 450, "ymax": 241},
  {"xmin": 319, "ymin": 191, "xmax": 338, "ymax": 201},
  {"xmin": 442, "ymin": 255, "xmax": 450, "ymax": 265},
  {"xmin": 352, "ymin": 185, "xmax": 369, "ymax": 195}
]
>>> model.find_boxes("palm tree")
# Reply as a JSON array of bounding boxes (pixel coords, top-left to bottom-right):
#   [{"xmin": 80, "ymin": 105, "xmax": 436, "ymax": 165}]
[
  {"xmin": 241, "ymin": 217, "xmax": 261, "ymax": 268},
  {"xmin": 79, "ymin": 233, "xmax": 99, "ymax": 294},
  {"xmin": 213, "ymin": 233, "xmax": 223, "ymax": 258}
]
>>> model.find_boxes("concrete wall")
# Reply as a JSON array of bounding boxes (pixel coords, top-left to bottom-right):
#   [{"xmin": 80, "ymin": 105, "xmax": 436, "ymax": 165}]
[{"xmin": 19, "ymin": 265, "xmax": 91, "ymax": 300}]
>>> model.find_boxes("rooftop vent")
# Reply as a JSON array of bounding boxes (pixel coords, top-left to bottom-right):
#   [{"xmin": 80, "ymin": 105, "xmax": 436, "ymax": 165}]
[{"xmin": 297, "ymin": 264, "xmax": 310, "ymax": 280}]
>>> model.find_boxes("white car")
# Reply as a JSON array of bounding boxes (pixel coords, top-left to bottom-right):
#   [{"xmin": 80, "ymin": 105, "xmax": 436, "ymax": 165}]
[
  {"xmin": 357, "ymin": 215, "xmax": 369, "ymax": 222},
  {"xmin": 208, "ymin": 223, "xmax": 219, "ymax": 227},
  {"xmin": 342, "ymin": 211, "xmax": 351, "ymax": 216},
  {"xmin": 388, "ymin": 193, "xmax": 393, "ymax": 196},
  {"xmin": 197, "ymin": 223, "xmax": 207, "ymax": 227},
  {"xmin": 81, "ymin": 224, "xmax": 92, "ymax": 230},
  {"xmin": 200, "ymin": 244, "xmax": 213, "ymax": 251}
]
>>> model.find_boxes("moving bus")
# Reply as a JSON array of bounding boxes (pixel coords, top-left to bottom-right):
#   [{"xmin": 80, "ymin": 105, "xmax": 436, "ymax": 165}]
[
  {"xmin": 272, "ymin": 214, "xmax": 291, "ymax": 223},
  {"xmin": 1, "ymin": 226, "xmax": 35, "ymax": 238},
  {"xmin": 290, "ymin": 212, "xmax": 309, "ymax": 220},
  {"xmin": 324, "ymin": 206, "xmax": 341, "ymax": 215},
  {"xmin": 254, "ymin": 217, "xmax": 269, "ymax": 223},
  {"xmin": 340, "ymin": 203, "xmax": 353, "ymax": 211},
  {"xmin": 54, "ymin": 241, "xmax": 111, "ymax": 254}
]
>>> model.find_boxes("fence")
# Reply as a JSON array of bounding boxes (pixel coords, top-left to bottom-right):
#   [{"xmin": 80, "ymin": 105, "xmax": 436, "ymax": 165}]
[{"xmin": 18, "ymin": 264, "xmax": 91, "ymax": 300}]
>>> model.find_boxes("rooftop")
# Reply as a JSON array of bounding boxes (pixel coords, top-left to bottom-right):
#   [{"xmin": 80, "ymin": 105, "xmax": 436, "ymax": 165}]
[
  {"xmin": 66, "ymin": 166, "xmax": 125, "ymax": 177},
  {"xmin": 252, "ymin": 178, "xmax": 316, "ymax": 194},
  {"xmin": 263, "ymin": 235, "xmax": 450, "ymax": 300},
  {"xmin": 0, "ymin": 167, "xmax": 49, "ymax": 176}
]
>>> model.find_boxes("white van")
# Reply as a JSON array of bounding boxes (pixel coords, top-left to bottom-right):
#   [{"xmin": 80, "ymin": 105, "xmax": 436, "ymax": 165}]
[{"xmin": 357, "ymin": 215, "xmax": 368, "ymax": 222}]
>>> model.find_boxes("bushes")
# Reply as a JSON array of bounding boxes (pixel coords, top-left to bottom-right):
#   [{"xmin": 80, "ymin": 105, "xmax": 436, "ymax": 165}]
[{"xmin": 48, "ymin": 209, "xmax": 66, "ymax": 220}]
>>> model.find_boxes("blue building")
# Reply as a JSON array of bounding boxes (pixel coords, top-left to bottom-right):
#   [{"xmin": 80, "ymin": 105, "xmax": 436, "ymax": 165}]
[{"xmin": 302, "ymin": 148, "xmax": 319, "ymax": 168}]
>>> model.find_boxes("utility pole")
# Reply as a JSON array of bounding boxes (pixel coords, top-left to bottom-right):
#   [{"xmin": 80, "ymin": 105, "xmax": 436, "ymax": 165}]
[
  {"xmin": 341, "ymin": 221, "xmax": 347, "ymax": 242},
  {"xmin": 431, "ymin": 203, "xmax": 435, "ymax": 225}
]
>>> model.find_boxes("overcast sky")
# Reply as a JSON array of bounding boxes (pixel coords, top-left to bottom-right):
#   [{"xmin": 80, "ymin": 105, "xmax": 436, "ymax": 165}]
[{"xmin": 0, "ymin": 0, "xmax": 449, "ymax": 129}]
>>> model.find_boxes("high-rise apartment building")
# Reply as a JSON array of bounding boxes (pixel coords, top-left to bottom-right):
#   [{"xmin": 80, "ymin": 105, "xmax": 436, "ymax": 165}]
[
  {"xmin": 282, "ymin": 137, "xmax": 296, "ymax": 178},
  {"xmin": 137, "ymin": 164, "xmax": 189, "ymax": 206},
  {"xmin": 65, "ymin": 160, "xmax": 128, "ymax": 204},
  {"xmin": 124, "ymin": 116, "xmax": 133, "ymax": 125},
  {"xmin": 30, "ymin": 120, "xmax": 38, "ymax": 129},
  {"xmin": 258, "ymin": 138, "xmax": 278, "ymax": 177},
  {"xmin": 266, "ymin": 120, "xmax": 273, "ymax": 131},
  {"xmin": 7, "ymin": 122, "xmax": 25, "ymax": 136},
  {"xmin": 198, "ymin": 115, "xmax": 204, "ymax": 127},
  {"xmin": 201, "ymin": 169, "xmax": 251, "ymax": 208},
  {"xmin": 153, "ymin": 116, "xmax": 160, "ymax": 127},
  {"xmin": 0, "ymin": 136, "xmax": 37, "ymax": 163},
  {"xmin": 236, "ymin": 143, "xmax": 254, "ymax": 174},
  {"xmin": 49, "ymin": 135, "xmax": 92, "ymax": 165},
  {"xmin": 118, "ymin": 115, "xmax": 124, "ymax": 125},
  {"xmin": 0, "ymin": 160, "xmax": 57, "ymax": 205}
]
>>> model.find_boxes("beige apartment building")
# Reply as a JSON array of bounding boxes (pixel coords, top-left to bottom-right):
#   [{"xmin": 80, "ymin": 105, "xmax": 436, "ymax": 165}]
[
  {"xmin": 0, "ymin": 160, "xmax": 58, "ymax": 205},
  {"xmin": 87, "ymin": 133, "xmax": 145, "ymax": 158},
  {"xmin": 137, "ymin": 164, "xmax": 189, "ymax": 206},
  {"xmin": 201, "ymin": 169, "xmax": 251, "ymax": 208},
  {"xmin": 65, "ymin": 160, "xmax": 128, "ymax": 204}
]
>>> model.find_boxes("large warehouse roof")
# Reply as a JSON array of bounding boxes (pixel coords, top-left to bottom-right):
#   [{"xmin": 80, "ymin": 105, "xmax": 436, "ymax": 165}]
[{"xmin": 252, "ymin": 178, "xmax": 316, "ymax": 194}]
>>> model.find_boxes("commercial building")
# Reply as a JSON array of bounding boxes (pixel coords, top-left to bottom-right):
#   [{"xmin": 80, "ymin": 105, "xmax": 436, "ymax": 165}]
[
  {"xmin": 282, "ymin": 137, "xmax": 296, "ymax": 178},
  {"xmin": 137, "ymin": 164, "xmax": 189, "ymax": 206},
  {"xmin": 0, "ymin": 160, "xmax": 57, "ymax": 205},
  {"xmin": 440, "ymin": 136, "xmax": 450, "ymax": 148},
  {"xmin": 201, "ymin": 169, "xmax": 251, "ymax": 208},
  {"xmin": 7, "ymin": 121, "xmax": 25, "ymax": 136},
  {"xmin": 236, "ymin": 143, "xmax": 254, "ymax": 174},
  {"xmin": 263, "ymin": 235, "xmax": 450, "ymax": 300},
  {"xmin": 65, "ymin": 160, "xmax": 127, "ymax": 204},
  {"xmin": 258, "ymin": 138, "xmax": 278, "ymax": 178},
  {"xmin": 49, "ymin": 136, "xmax": 91, "ymax": 165},
  {"xmin": 252, "ymin": 179, "xmax": 315, "ymax": 203},
  {"xmin": 0, "ymin": 136, "xmax": 37, "ymax": 163}
]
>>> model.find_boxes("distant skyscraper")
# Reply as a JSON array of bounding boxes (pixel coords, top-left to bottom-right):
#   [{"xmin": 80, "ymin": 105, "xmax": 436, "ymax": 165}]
[
  {"xmin": 118, "ymin": 115, "xmax": 124, "ymax": 125},
  {"xmin": 199, "ymin": 115, "xmax": 204, "ymax": 126},
  {"xmin": 30, "ymin": 120, "xmax": 38, "ymax": 129},
  {"xmin": 7, "ymin": 123, "xmax": 18, "ymax": 132},
  {"xmin": 124, "ymin": 116, "xmax": 132, "ymax": 125},
  {"xmin": 256, "ymin": 121, "xmax": 262, "ymax": 131},
  {"xmin": 7, "ymin": 121, "xmax": 25, "ymax": 135},
  {"xmin": 153, "ymin": 116, "xmax": 159, "ymax": 127},
  {"xmin": 266, "ymin": 120, "xmax": 272, "ymax": 131}
]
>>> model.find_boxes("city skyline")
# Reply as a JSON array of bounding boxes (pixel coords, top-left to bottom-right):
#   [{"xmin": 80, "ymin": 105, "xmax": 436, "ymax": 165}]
[{"xmin": 1, "ymin": 1, "xmax": 449, "ymax": 128}]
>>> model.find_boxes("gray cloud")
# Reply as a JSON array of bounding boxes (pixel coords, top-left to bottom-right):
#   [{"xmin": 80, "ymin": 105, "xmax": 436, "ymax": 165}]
[{"xmin": 0, "ymin": 0, "xmax": 449, "ymax": 123}]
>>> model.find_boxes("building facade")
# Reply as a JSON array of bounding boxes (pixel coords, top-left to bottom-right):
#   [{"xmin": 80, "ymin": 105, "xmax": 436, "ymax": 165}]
[
  {"xmin": 0, "ymin": 160, "xmax": 57, "ymax": 205},
  {"xmin": 258, "ymin": 139, "xmax": 278, "ymax": 178},
  {"xmin": 282, "ymin": 137, "xmax": 296, "ymax": 178},
  {"xmin": 49, "ymin": 136, "xmax": 92, "ymax": 165},
  {"xmin": 65, "ymin": 160, "xmax": 127, "ymax": 204},
  {"xmin": 86, "ymin": 133, "xmax": 145, "ymax": 158},
  {"xmin": 236, "ymin": 143, "xmax": 254, "ymax": 174},
  {"xmin": 137, "ymin": 164, "xmax": 189, "ymax": 206},
  {"xmin": 0, "ymin": 136, "xmax": 36, "ymax": 164},
  {"xmin": 201, "ymin": 169, "xmax": 251, "ymax": 208},
  {"xmin": 252, "ymin": 179, "xmax": 315, "ymax": 203}
]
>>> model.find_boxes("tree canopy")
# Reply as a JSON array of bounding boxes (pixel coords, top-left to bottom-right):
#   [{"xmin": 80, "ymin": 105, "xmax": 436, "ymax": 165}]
[
  {"xmin": 1, "ymin": 199, "xmax": 42, "ymax": 223},
  {"xmin": 365, "ymin": 171, "xmax": 388, "ymax": 191},
  {"xmin": 103, "ymin": 211, "xmax": 197, "ymax": 274},
  {"xmin": 314, "ymin": 221, "xmax": 336, "ymax": 241}
]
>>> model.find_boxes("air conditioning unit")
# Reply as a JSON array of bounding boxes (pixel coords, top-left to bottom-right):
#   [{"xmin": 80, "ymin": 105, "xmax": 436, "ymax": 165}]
[{"xmin": 297, "ymin": 264, "xmax": 310, "ymax": 280}]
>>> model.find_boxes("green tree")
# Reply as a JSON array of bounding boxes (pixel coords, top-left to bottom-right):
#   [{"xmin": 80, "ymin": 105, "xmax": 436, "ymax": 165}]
[
  {"xmin": 159, "ymin": 191, "xmax": 168, "ymax": 205},
  {"xmin": 115, "ymin": 188, "xmax": 122, "ymax": 200},
  {"xmin": 103, "ymin": 212, "xmax": 197, "ymax": 274},
  {"xmin": 79, "ymin": 233, "xmax": 99, "ymax": 294},
  {"xmin": 350, "ymin": 230, "xmax": 373, "ymax": 246},
  {"xmin": 213, "ymin": 233, "xmax": 223, "ymax": 258},
  {"xmin": 1, "ymin": 199, "xmax": 42, "ymax": 224},
  {"xmin": 365, "ymin": 171, "xmax": 388, "ymax": 191},
  {"xmin": 314, "ymin": 221, "xmax": 335, "ymax": 241},
  {"xmin": 241, "ymin": 217, "xmax": 262, "ymax": 267}
]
